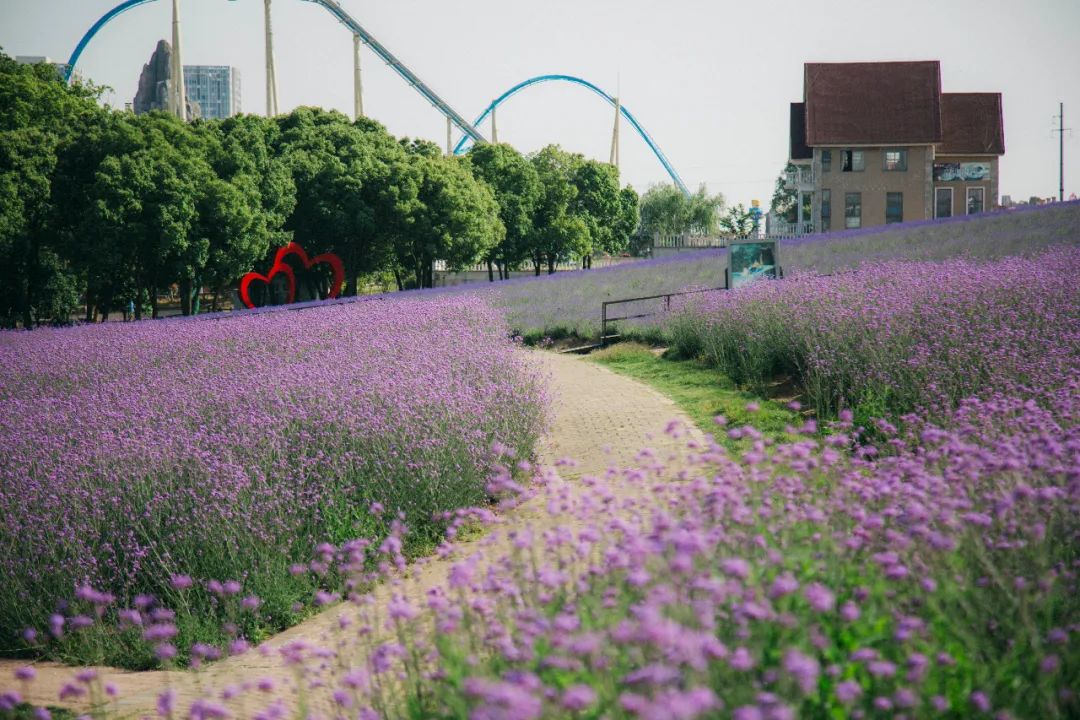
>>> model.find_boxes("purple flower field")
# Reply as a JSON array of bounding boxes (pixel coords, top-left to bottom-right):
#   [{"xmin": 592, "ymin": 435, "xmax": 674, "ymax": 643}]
[
  {"xmin": 10, "ymin": 385, "xmax": 1076, "ymax": 717},
  {"xmin": 488, "ymin": 201, "xmax": 1080, "ymax": 342},
  {"xmin": 0, "ymin": 296, "xmax": 546, "ymax": 667},
  {"xmin": 2, "ymin": 204, "xmax": 1079, "ymax": 718},
  {"xmin": 668, "ymin": 245, "xmax": 1080, "ymax": 424}
]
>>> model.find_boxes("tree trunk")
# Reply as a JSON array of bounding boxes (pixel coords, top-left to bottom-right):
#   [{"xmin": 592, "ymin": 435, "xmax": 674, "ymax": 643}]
[
  {"xmin": 179, "ymin": 279, "xmax": 192, "ymax": 316},
  {"xmin": 345, "ymin": 274, "xmax": 357, "ymax": 297},
  {"xmin": 134, "ymin": 286, "xmax": 143, "ymax": 321},
  {"xmin": 487, "ymin": 259, "xmax": 494, "ymax": 282},
  {"xmin": 547, "ymin": 254, "xmax": 556, "ymax": 275},
  {"xmin": 393, "ymin": 267, "xmax": 404, "ymax": 292},
  {"xmin": 150, "ymin": 287, "xmax": 159, "ymax": 319},
  {"xmin": 211, "ymin": 289, "xmax": 220, "ymax": 313},
  {"xmin": 191, "ymin": 278, "xmax": 201, "ymax": 315}
]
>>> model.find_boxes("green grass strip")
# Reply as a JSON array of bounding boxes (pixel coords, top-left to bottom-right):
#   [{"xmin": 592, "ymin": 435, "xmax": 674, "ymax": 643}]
[{"xmin": 589, "ymin": 343, "xmax": 802, "ymax": 453}]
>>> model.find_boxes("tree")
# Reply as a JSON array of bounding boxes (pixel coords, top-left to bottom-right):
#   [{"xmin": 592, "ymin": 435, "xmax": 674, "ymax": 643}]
[
  {"xmin": 570, "ymin": 159, "xmax": 625, "ymax": 268},
  {"xmin": 197, "ymin": 115, "xmax": 295, "ymax": 311},
  {"xmin": 719, "ymin": 203, "xmax": 756, "ymax": 237},
  {"xmin": 466, "ymin": 143, "xmax": 541, "ymax": 280},
  {"xmin": 87, "ymin": 121, "xmax": 210, "ymax": 319},
  {"xmin": 527, "ymin": 145, "xmax": 589, "ymax": 274},
  {"xmin": 769, "ymin": 162, "xmax": 797, "ymax": 222},
  {"xmin": 0, "ymin": 52, "xmax": 105, "ymax": 327},
  {"xmin": 276, "ymin": 109, "xmax": 413, "ymax": 295},
  {"xmin": 614, "ymin": 185, "xmax": 641, "ymax": 254},
  {"xmin": 636, "ymin": 184, "xmax": 724, "ymax": 252},
  {"xmin": 392, "ymin": 153, "xmax": 502, "ymax": 288}
]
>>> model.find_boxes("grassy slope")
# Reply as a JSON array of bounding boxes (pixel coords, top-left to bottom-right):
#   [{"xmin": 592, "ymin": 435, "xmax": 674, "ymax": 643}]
[{"xmin": 588, "ymin": 343, "xmax": 802, "ymax": 453}]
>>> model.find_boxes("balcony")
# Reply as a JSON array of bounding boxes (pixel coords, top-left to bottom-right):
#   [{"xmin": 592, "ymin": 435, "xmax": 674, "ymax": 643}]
[
  {"xmin": 784, "ymin": 164, "xmax": 815, "ymax": 189},
  {"xmin": 768, "ymin": 221, "xmax": 815, "ymax": 237}
]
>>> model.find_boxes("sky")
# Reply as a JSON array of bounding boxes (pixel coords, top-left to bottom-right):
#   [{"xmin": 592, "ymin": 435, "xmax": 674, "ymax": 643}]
[{"xmin": 1, "ymin": 0, "xmax": 1078, "ymax": 206}]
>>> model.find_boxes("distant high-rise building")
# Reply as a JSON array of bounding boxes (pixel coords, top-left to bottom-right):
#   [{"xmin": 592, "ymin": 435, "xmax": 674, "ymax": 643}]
[
  {"xmin": 15, "ymin": 55, "xmax": 70, "ymax": 79},
  {"xmin": 183, "ymin": 66, "xmax": 241, "ymax": 120}
]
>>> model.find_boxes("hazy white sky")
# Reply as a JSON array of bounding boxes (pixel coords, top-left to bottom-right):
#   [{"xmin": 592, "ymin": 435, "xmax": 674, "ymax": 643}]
[{"xmin": 2, "ymin": 0, "xmax": 1077, "ymax": 205}]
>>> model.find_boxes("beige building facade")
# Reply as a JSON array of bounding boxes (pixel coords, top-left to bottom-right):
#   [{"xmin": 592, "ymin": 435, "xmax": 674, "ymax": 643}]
[{"xmin": 785, "ymin": 62, "xmax": 1004, "ymax": 233}]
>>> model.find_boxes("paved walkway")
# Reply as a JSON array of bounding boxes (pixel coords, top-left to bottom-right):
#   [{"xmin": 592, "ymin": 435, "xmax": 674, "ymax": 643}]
[{"xmin": 2, "ymin": 352, "xmax": 702, "ymax": 718}]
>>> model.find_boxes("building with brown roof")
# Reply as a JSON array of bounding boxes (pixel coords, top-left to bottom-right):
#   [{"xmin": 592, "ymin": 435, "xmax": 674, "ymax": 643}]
[{"xmin": 783, "ymin": 61, "xmax": 1004, "ymax": 233}]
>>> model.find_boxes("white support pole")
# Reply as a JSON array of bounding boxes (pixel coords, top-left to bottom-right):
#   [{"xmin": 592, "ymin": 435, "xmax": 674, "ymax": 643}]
[
  {"xmin": 490, "ymin": 102, "xmax": 498, "ymax": 143},
  {"xmin": 170, "ymin": 0, "xmax": 186, "ymax": 119},
  {"xmin": 352, "ymin": 33, "xmax": 363, "ymax": 120},
  {"xmin": 264, "ymin": 0, "xmax": 278, "ymax": 117},
  {"xmin": 609, "ymin": 96, "xmax": 621, "ymax": 169}
]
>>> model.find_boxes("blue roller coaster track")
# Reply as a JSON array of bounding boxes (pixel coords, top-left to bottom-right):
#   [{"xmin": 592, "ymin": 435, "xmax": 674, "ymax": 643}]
[
  {"xmin": 65, "ymin": 0, "xmax": 486, "ymax": 142},
  {"xmin": 452, "ymin": 74, "xmax": 689, "ymax": 196},
  {"xmin": 65, "ymin": 2, "xmax": 688, "ymax": 193}
]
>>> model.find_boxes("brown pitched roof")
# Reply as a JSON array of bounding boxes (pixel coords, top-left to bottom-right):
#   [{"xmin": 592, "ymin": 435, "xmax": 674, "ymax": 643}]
[
  {"xmin": 940, "ymin": 93, "xmax": 1004, "ymax": 155},
  {"xmin": 804, "ymin": 61, "xmax": 942, "ymax": 145},
  {"xmin": 789, "ymin": 103, "xmax": 811, "ymax": 160}
]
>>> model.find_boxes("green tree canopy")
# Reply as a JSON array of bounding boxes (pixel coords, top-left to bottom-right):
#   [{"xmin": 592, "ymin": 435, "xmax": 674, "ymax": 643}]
[
  {"xmin": 466, "ymin": 143, "xmax": 542, "ymax": 279},
  {"xmin": 769, "ymin": 162, "xmax": 797, "ymax": 222},
  {"xmin": 637, "ymin": 184, "xmax": 725, "ymax": 244},
  {"xmin": 393, "ymin": 152, "xmax": 503, "ymax": 288}
]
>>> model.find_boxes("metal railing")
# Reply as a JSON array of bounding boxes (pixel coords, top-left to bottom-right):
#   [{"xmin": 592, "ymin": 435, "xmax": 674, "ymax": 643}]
[
  {"xmin": 652, "ymin": 234, "xmax": 728, "ymax": 249},
  {"xmin": 769, "ymin": 221, "xmax": 815, "ymax": 237},
  {"xmin": 784, "ymin": 165, "xmax": 815, "ymax": 188},
  {"xmin": 600, "ymin": 273, "xmax": 729, "ymax": 347}
]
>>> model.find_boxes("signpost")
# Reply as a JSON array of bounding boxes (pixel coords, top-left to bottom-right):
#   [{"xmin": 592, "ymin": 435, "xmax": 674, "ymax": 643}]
[{"xmin": 728, "ymin": 239, "xmax": 780, "ymax": 289}]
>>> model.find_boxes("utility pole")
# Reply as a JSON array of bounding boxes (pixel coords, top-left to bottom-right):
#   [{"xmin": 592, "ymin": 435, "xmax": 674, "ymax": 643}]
[
  {"xmin": 170, "ymin": 0, "xmax": 186, "ymax": 119},
  {"xmin": 490, "ymin": 102, "xmax": 498, "ymax": 143},
  {"xmin": 609, "ymin": 95, "xmax": 621, "ymax": 169},
  {"xmin": 1052, "ymin": 102, "xmax": 1069, "ymax": 202},
  {"xmin": 264, "ymin": 0, "xmax": 278, "ymax": 116},
  {"xmin": 352, "ymin": 33, "xmax": 363, "ymax": 120}
]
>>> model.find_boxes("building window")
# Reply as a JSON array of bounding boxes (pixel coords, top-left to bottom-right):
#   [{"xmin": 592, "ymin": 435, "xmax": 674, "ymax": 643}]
[
  {"xmin": 967, "ymin": 187, "xmax": 985, "ymax": 215},
  {"xmin": 821, "ymin": 189, "xmax": 831, "ymax": 231},
  {"xmin": 935, "ymin": 187, "xmax": 953, "ymax": 218},
  {"xmin": 844, "ymin": 192, "xmax": 861, "ymax": 228},
  {"xmin": 821, "ymin": 150, "xmax": 832, "ymax": 173},
  {"xmin": 886, "ymin": 192, "xmax": 903, "ymax": 223},
  {"xmin": 884, "ymin": 149, "xmax": 908, "ymax": 171},
  {"xmin": 842, "ymin": 150, "xmax": 864, "ymax": 172}
]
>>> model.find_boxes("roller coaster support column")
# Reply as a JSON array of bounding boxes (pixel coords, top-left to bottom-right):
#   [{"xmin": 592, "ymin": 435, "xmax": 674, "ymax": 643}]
[
  {"xmin": 352, "ymin": 33, "xmax": 363, "ymax": 119},
  {"xmin": 170, "ymin": 0, "xmax": 186, "ymax": 119},
  {"xmin": 446, "ymin": 117, "xmax": 452, "ymax": 156},
  {"xmin": 490, "ymin": 102, "xmax": 498, "ymax": 143},
  {"xmin": 264, "ymin": 0, "xmax": 279, "ymax": 116},
  {"xmin": 610, "ymin": 96, "xmax": 620, "ymax": 169}
]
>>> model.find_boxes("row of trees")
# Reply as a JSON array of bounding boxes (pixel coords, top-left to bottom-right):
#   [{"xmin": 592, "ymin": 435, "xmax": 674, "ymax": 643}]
[
  {"xmin": 0, "ymin": 52, "xmax": 640, "ymax": 327},
  {"xmin": 633, "ymin": 183, "xmax": 761, "ymax": 249}
]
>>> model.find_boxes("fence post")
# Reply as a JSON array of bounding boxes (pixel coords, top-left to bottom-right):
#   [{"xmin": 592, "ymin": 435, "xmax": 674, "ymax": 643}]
[{"xmin": 601, "ymin": 301, "xmax": 608, "ymax": 348}]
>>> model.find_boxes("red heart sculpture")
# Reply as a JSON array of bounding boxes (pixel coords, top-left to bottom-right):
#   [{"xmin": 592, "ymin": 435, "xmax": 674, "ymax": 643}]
[
  {"xmin": 272, "ymin": 243, "xmax": 345, "ymax": 299},
  {"xmin": 239, "ymin": 262, "xmax": 296, "ymax": 309},
  {"xmin": 238, "ymin": 242, "xmax": 345, "ymax": 310}
]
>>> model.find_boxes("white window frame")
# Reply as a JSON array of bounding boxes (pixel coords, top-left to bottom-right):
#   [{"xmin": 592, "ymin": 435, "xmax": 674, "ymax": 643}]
[
  {"xmin": 844, "ymin": 192, "xmax": 862, "ymax": 229},
  {"xmin": 966, "ymin": 187, "xmax": 985, "ymax": 215},
  {"xmin": 883, "ymin": 149, "xmax": 908, "ymax": 171},
  {"xmin": 935, "ymin": 187, "xmax": 954, "ymax": 218}
]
